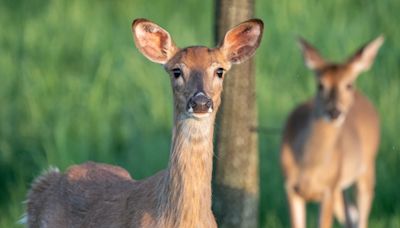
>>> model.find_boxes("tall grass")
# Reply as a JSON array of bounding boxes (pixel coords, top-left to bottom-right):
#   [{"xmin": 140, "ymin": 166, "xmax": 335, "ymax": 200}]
[{"xmin": 0, "ymin": 0, "xmax": 399, "ymax": 227}]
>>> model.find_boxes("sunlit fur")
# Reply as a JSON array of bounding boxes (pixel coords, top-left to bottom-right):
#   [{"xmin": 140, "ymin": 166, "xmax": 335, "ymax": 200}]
[{"xmin": 26, "ymin": 18, "xmax": 263, "ymax": 228}]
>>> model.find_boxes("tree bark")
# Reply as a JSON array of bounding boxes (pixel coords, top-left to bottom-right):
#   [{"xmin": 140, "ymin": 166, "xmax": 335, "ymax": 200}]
[{"xmin": 213, "ymin": 0, "xmax": 259, "ymax": 227}]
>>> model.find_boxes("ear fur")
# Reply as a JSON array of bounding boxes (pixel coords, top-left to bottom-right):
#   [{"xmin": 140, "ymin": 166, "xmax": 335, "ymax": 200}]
[
  {"xmin": 132, "ymin": 19, "xmax": 179, "ymax": 64},
  {"xmin": 219, "ymin": 19, "xmax": 264, "ymax": 64},
  {"xmin": 298, "ymin": 37, "xmax": 326, "ymax": 71},
  {"xmin": 347, "ymin": 35, "xmax": 384, "ymax": 74}
]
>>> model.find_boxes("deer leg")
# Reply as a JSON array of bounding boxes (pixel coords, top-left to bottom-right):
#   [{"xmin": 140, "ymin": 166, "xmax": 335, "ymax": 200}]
[
  {"xmin": 334, "ymin": 189, "xmax": 357, "ymax": 228},
  {"xmin": 356, "ymin": 164, "xmax": 375, "ymax": 228},
  {"xmin": 287, "ymin": 190, "xmax": 306, "ymax": 228},
  {"xmin": 333, "ymin": 190, "xmax": 345, "ymax": 225},
  {"xmin": 319, "ymin": 190, "xmax": 334, "ymax": 228}
]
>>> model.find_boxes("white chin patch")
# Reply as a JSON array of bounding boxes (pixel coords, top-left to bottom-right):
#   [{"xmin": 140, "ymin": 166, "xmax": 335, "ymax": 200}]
[
  {"xmin": 187, "ymin": 109, "xmax": 213, "ymax": 119},
  {"xmin": 192, "ymin": 113, "xmax": 211, "ymax": 118},
  {"xmin": 334, "ymin": 115, "xmax": 345, "ymax": 126}
]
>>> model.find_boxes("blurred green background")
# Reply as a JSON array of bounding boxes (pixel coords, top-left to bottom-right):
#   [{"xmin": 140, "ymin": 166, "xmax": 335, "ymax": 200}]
[{"xmin": 0, "ymin": 0, "xmax": 399, "ymax": 227}]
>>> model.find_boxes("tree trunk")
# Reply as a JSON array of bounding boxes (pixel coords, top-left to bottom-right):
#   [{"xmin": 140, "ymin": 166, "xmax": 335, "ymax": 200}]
[{"xmin": 213, "ymin": 0, "xmax": 259, "ymax": 227}]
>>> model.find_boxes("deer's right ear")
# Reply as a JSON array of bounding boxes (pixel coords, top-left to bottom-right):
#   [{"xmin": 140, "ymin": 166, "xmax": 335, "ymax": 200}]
[
  {"xmin": 132, "ymin": 19, "xmax": 179, "ymax": 64},
  {"xmin": 298, "ymin": 38, "xmax": 326, "ymax": 71}
]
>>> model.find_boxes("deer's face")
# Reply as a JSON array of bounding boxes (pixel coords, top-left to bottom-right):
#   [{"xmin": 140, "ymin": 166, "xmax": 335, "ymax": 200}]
[
  {"xmin": 298, "ymin": 36, "xmax": 384, "ymax": 123},
  {"xmin": 132, "ymin": 18, "xmax": 263, "ymax": 120},
  {"xmin": 164, "ymin": 47, "xmax": 229, "ymax": 118},
  {"xmin": 314, "ymin": 65, "xmax": 357, "ymax": 122}
]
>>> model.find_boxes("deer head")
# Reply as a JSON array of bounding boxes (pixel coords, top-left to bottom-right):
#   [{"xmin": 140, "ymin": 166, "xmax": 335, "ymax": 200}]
[
  {"xmin": 132, "ymin": 19, "xmax": 263, "ymax": 121},
  {"xmin": 298, "ymin": 36, "xmax": 384, "ymax": 123}
]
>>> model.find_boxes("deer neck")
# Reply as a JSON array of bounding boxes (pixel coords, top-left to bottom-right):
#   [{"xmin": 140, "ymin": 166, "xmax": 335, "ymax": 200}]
[
  {"xmin": 157, "ymin": 115, "xmax": 215, "ymax": 226},
  {"xmin": 301, "ymin": 113, "xmax": 343, "ymax": 169}
]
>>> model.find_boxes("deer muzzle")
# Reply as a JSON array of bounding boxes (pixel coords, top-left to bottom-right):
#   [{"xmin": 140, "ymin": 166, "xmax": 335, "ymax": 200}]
[
  {"xmin": 187, "ymin": 92, "xmax": 213, "ymax": 116},
  {"xmin": 326, "ymin": 108, "xmax": 341, "ymax": 120}
]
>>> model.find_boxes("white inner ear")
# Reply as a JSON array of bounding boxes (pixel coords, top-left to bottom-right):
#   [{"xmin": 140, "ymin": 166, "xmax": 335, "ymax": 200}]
[
  {"xmin": 246, "ymin": 26, "xmax": 261, "ymax": 46},
  {"xmin": 305, "ymin": 58, "xmax": 318, "ymax": 69},
  {"xmin": 351, "ymin": 36, "xmax": 384, "ymax": 74},
  {"xmin": 229, "ymin": 25, "xmax": 260, "ymax": 49},
  {"xmin": 303, "ymin": 48, "xmax": 325, "ymax": 70},
  {"xmin": 351, "ymin": 60, "xmax": 366, "ymax": 74},
  {"xmin": 224, "ymin": 24, "xmax": 262, "ymax": 64},
  {"xmin": 133, "ymin": 21, "xmax": 177, "ymax": 64},
  {"xmin": 136, "ymin": 24, "xmax": 162, "ymax": 47}
]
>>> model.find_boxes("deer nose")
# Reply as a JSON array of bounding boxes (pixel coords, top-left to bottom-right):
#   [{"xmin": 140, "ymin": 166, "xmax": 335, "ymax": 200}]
[
  {"xmin": 327, "ymin": 108, "xmax": 341, "ymax": 120},
  {"xmin": 187, "ymin": 92, "xmax": 213, "ymax": 114}
]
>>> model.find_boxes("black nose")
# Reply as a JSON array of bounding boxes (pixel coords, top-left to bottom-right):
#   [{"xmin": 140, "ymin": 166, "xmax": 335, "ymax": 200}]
[
  {"xmin": 187, "ymin": 92, "xmax": 213, "ymax": 114},
  {"xmin": 327, "ymin": 108, "xmax": 341, "ymax": 119}
]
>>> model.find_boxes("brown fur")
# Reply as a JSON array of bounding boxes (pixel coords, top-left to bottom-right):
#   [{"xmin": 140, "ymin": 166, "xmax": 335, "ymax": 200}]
[
  {"xmin": 26, "ymin": 18, "xmax": 264, "ymax": 228},
  {"xmin": 281, "ymin": 36, "xmax": 383, "ymax": 228}
]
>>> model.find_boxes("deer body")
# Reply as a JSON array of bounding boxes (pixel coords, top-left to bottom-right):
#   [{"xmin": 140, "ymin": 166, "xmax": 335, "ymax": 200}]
[
  {"xmin": 281, "ymin": 37, "xmax": 383, "ymax": 228},
  {"xmin": 28, "ymin": 118, "xmax": 215, "ymax": 227},
  {"xmin": 282, "ymin": 90, "xmax": 379, "ymax": 199},
  {"xmin": 26, "ymin": 18, "xmax": 264, "ymax": 228}
]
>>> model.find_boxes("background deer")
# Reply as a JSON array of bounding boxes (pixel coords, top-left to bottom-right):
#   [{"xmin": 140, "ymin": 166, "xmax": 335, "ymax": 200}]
[
  {"xmin": 25, "ymin": 18, "xmax": 263, "ymax": 227},
  {"xmin": 280, "ymin": 36, "xmax": 383, "ymax": 228}
]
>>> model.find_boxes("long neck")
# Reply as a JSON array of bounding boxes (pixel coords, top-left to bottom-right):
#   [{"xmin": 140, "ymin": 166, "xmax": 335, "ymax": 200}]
[
  {"xmin": 301, "ymin": 113, "xmax": 343, "ymax": 169},
  {"xmin": 157, "ymin": 115, "xmax": 215, "ymax": 227}
]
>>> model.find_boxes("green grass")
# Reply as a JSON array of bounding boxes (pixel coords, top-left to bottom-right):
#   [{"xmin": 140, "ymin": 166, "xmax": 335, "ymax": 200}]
[{"xmin": 0, "ymin": 0, "xmax": 399, "ymax": 227}]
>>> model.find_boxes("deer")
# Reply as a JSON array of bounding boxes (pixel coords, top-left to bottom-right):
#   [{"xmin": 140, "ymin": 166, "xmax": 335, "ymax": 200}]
[
  {"xmin": 25, "ymin": 18, "xmax": 264, "ymax": 228},
  {"xmin": 280, "ymin": 36, "xmax": 383, "ymax": 228}
]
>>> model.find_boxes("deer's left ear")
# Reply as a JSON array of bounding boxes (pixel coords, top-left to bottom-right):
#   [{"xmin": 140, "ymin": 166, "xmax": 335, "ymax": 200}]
[
  {"xmin": 219, "ymin": 19, "xmax": 264, "ymax": 64},
  {"xmin": 347, "ymin": 36, "xmax": 384, "ymax": 75}
]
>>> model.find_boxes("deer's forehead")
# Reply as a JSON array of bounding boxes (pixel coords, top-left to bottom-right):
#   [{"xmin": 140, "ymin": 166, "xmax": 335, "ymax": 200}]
[
  {"xmin": 167, "ymin": 47, "xmax": 227, "ymax": 70},
  {"xmin": 319, "ymin": 65, "xmax": 352, "ymax": 85}
]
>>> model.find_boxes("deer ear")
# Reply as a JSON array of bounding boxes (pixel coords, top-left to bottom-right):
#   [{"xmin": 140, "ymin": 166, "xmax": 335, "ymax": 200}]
[
  {"xmin": 298, "ymin": 38, "xmax": 326, "ymax": 71},
  {"xmin": 219, "ymin": 19, "xmax": 264, "ymax": 64},
  {"xmin": 347, "ymin": 35, "xmax": 384, "ymax": 75},
  {"xmin": 132, "ymin": 19, "xmax": 179, "ymax": 64}
]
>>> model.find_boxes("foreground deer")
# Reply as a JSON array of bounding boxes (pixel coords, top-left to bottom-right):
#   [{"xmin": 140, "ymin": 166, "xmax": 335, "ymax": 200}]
[
  {"xmin": 25, "ymin": 18, "xmax": 263, "ymax": 227},
  {"xmin": 281, "ymin": 36, "xmax": 383, "ymax": 228}
]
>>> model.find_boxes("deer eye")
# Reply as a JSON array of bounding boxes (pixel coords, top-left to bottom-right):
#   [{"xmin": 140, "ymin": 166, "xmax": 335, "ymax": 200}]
[
  {"xmin": 346, "ymin": 83, "xmax": 353, "ymax": 90},
  {"xmin": 215, "ymin": 68, "xmax": 224, "ymax": 78},
  {"xmin": 171, "ymin": 68, "xmax": 182, "ymax": 79},
  {"xmin": 317, "ymin": 83, "xmax": 324, "ymax": 91}
]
